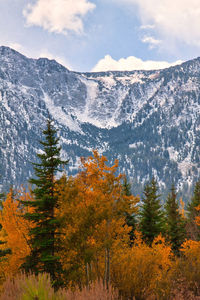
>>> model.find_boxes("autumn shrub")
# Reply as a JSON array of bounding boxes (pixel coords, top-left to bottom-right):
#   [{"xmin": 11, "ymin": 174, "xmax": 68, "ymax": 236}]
[
  {"xmin": 174, "ymin": 240, "xmax": 200, "ymax": 296},
  {"xmin": 111, "ymin": 233, "xmax": 174, "ymax": 299}
]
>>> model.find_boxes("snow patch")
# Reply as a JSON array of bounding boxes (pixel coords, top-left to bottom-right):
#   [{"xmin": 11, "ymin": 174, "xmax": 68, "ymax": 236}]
[
  {"xmin": 149, "ymin": 72, "xmax": 160, "ymax": 80},
  {"xmin": 43, "ymin": 93, "xmax": 83, "ymax": 134},
  {"xmin": 116, "ymin": 73, "xmax": 144, "ymax": 85},
  {"xmin": 178, "ymin": 159, "xmax": 194, "ymax": 178},
  {"xmin": 96, "ymin": 75, "xmax": 116, "ymax": 89},
  {"xmin": 77, "ymin": 76, "xmax": 102, "ymax": 127},
  {"xmin": 78, "ymin": 76, "xmax": 120, "ymax": 128},
  {"xmin": 168, "ymin": 147, "xmax": 179, "ymax": 161},
  {"xmin": 129, "ymin": 142, "xmax": 143, "ymax": 149}
]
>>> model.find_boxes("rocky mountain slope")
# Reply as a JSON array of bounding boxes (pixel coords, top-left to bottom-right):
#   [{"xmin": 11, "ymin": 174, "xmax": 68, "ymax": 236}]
[{"xmin": 1, "ymin": 46, "xmax": 200, "ymax": 201}]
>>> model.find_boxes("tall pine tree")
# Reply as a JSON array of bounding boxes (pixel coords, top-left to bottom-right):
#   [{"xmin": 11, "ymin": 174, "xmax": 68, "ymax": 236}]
[
  {"xmin": 139, "ymin": 178, "xmax": 164, "ymax": 245},
  {"xmin": 22, "ymin": 118, "xmax": 67, "ymax": 288},
  {"xmin": 187, "ymin": 180, "xmax": 200, "ymax": 240},
  {"xmin": 123, "ymin": 177, "xmax": 137, "ymax": 242},
  {"xmin": 165, "ymin": 185, "xmax": 186, "ymax": 255}
]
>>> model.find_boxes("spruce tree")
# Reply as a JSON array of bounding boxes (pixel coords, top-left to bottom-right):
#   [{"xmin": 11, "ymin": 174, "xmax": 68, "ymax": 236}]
[
  {"xmin": 187, "ymin": 180, "xmax": 200, "ymax": 240},
  {"xmin": 165, "ymin": 185, "xmax": 186, "ymax": 255},
  {"xmin": 22, "ymin": 118, "xmax": 67, "ymax": 288},
  {"xmin": 123, "ymin": 177, "xmax": 136, "ymax": 242},
  {"xmin": 139, "ymin": 178, "xmax": 164, "ymax": 245}
]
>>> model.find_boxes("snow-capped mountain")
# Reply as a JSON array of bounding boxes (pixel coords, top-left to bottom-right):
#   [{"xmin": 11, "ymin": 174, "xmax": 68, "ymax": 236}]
[{"xmin": 1, "ymin": 46, "xmax": 200, "ymax": 201}]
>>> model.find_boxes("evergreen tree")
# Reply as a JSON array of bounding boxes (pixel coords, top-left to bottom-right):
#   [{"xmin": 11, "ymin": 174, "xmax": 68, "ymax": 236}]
[
  {"xmin": 139, "ymin": 178, "xmax": 164, "ymax": 245},
  {"xmin": 187, "ymin": 180, "xmax": 200, "ymax": 219},
  {"xmin": 187, "ymin": 180, "xmax": 200, "ymax": 240},
  {"xmin": 123, "ymin": 177, "xmax": 132, "ymax": 197},
  {"xmin": 165, "ymin": 185, "xmax": 186, "ymax": 255},
  {"xmin": 123, "ymin": 177, "xmax": 137, "ymax": 242},
  {"xmin": 22, "ymin": 118, "xmax": 67, "ymax": 288}
]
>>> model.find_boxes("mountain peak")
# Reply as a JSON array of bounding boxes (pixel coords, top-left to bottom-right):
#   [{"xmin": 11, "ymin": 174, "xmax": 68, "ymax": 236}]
[
  {"xmin": 0, "ymin": 45, "xmax": 27, "ymax": 60},
  {"xmin": 0, "ymin": 46, "xmax": 69, "ymax": 73}
]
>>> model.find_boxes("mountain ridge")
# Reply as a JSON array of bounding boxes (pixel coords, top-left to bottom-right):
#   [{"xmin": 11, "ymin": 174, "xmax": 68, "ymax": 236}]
[{"xmin": 1, "ymin": 46, "xmax": 200, "ymax": 201}]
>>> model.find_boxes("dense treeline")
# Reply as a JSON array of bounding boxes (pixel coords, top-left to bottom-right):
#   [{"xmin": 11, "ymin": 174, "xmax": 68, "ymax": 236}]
[{"xmin": 1, "ymin": 119, "xmax": 200, "ymax": 299}]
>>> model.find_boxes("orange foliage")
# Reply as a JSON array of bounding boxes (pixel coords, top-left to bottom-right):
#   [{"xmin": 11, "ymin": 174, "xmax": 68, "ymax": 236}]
[
  {"xmin": 176, "ymin": 239, "xmax": 200, "ymax": 293},
  {"xmin": 111, "ymin": 232, "xmax": 173, "ymax": 299},
  {"xmin": 0, "ymin": 188, "xmax": 33, "ymax": 277},
  {"xmin": 180, "ymin": 239, "xmax": 200, "ymax": 259},
  {"xmin": 57, "ymin": 150, "xmax": 139, "ymax": 286}
]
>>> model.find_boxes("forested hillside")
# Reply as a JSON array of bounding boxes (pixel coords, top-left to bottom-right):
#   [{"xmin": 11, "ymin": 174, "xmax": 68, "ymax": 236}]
[{"xmin": 1, "ymin": 120, "xmax": 200, "ymax": 299}]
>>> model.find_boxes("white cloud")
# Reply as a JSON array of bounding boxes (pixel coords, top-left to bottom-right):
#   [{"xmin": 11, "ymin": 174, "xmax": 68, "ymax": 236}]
[
  {"xmin": 91, "ymin": 54, "xmax": 183, "ymax": 72},
  {"xmin": 140, "ymin": 24, "xmax": 155, "ymax": 30},
  {"xmin": 141, "ymin": 36, "xmax": 161, "ymax": 49},
  {"xmin": 23, "ymin": 0, "xmax": 96, "ymax": 35},
  {"xmin": 117, "ymin": 0, "xmax": 200, "ymax": 47}
]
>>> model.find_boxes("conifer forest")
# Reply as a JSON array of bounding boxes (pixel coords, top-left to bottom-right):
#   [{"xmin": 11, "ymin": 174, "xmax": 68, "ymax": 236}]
[{"xmin": 1, "ymin": 119, "xmax": 200, "ymax": 300}]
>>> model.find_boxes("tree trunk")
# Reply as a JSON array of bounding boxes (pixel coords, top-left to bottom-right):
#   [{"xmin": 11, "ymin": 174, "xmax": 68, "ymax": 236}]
[
  {"xmin": 104, "ymin": 247, "xmax": 110, "ymax": 289},
  {"xmin": 85, "ymin": 263, "xmax": 89, "ymax": 288}
]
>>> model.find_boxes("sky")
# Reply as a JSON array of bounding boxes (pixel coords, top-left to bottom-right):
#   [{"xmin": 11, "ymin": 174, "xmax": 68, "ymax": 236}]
[{"xmin": 1, "ymin": 0, "xmax": 200, "ymax": 72}]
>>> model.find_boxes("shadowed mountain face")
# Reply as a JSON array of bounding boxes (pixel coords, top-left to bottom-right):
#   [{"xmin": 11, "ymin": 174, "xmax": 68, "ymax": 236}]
[{"xmin": 0, "ymin": 46, "xmax": 200, "ymax": 200}]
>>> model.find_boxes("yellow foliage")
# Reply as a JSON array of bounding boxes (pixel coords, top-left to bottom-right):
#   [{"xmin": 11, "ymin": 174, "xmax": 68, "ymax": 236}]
[{"xmin": 0, "ymin": 188, "xmax": 33, "ymax": 277}]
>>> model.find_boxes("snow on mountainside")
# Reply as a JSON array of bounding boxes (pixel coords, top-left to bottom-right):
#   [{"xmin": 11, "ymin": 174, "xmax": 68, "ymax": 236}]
[{"xmin": 1, "ymin": 46, "xmax": 200, "ymax": 201}]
